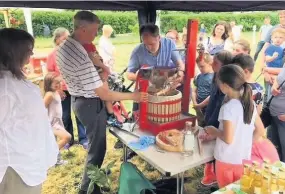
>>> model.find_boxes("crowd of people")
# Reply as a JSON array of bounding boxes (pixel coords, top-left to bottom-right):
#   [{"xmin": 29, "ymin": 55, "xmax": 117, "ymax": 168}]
[
  {"xmin": 191, "ymin": 10, "xmax": 285, "ymax": 189},
  {"xmin": 1, "ymin": 9, "xmax": 285, "ymax": 194}
]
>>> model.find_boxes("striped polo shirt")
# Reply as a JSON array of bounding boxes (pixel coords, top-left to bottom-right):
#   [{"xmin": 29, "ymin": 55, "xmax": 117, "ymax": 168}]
[{"xmin": 56, "ymin": 37, "xmax": 102, "ymax": 98}]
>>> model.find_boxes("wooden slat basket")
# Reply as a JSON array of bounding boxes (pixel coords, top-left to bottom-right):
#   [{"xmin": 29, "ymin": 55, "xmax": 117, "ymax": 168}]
[{"xmin": 147, "ymin": 89, "xmax": 182, "ymax": 123}]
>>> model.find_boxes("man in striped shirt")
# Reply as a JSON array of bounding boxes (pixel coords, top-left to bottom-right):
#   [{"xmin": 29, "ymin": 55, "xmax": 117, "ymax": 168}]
[{"xmin": 56, "ymin": 11, "xmax": 146, "ymax": 194}]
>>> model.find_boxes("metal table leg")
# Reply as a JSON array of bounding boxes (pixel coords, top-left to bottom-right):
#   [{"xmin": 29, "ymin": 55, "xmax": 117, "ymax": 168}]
[
  {"xmin": 180, "ymin": 172, "xmax": 185, "ymax": 194},
  {"xmin": 123, "ymin": 144, "xmax": 127, "ymax": 162},
  {"xmin": 177, "ymin": 174, "xmax": 180, "ymax": 194}
]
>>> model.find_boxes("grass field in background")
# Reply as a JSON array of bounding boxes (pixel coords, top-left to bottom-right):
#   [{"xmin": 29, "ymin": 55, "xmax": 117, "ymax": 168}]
[{"xmin": 40, "ymin": 31, "xmax": 264, "ymax": 194}]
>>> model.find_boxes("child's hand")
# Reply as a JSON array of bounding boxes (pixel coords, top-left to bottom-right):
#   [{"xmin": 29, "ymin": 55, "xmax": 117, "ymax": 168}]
[
  {"xmin": 278, "ymin": 114, "xmax": 285, "ymax": 122},
  {"xmin": 273, "ymin": 52, "xmax": 279, "ymax": 59},
  {"xmin": 102, "ymin": 66, "xmax": 111, "ymax": 75},
  {"xmin": 264, "ymin": 72, "xmax": 271, "ymax": 83},
  {"xmin": 204, "ymin": 126, "xmax": 218, "ymax": 137},
  {"xmin": 58, "ymin": 90, "xmax": 66, "ymax": 100},
  {"xmin": 198, "ymin": 131, "xmax": 216, "ymax": 142},
  {"xmin": 193, "ymin": 103, "xmax": 201, "ymax": 110}
]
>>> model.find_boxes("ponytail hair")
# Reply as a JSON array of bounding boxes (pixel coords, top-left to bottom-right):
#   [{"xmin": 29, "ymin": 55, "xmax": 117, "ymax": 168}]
[
  {"xmin": 217, "ymin": 64, "xmax": 254, "ymax": 124},
  {"xmin": 241, "ymin": 82, "xmax": 254, "ymax": 124}
]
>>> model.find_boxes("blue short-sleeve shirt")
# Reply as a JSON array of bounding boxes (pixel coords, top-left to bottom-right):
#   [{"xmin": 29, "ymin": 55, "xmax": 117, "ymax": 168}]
[
  {"xmin": 127, "ymin": 38, "xmax": 181, "ymax": 73},
  {"xmin": 194, "ymin": 73, "xmax": 214, "ymax": 104},
  {"xmin": 265, "ymin": 44, "xmax": 284, "ymax": 68}
]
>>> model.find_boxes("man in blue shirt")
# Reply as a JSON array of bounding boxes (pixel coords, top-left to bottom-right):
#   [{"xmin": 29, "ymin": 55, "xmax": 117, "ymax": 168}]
[{"xmin": 126, "ymin": 24, "xmax": 185, "ymax": 82}]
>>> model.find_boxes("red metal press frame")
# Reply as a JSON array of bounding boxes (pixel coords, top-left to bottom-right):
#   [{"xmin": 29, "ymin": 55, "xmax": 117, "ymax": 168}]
[
  {"xmin": 182, "ymin": 19, "xmax": 198, "ymax": 114},
  {"xmin": 138, "ymin": 19, "xmax": 199, "ymax": 135}
]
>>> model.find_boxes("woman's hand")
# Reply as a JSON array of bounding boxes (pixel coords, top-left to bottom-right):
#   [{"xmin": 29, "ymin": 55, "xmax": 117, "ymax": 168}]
[
  {"xmin": 278, "ymin": 115, "xmax": 285, "ymax": 122},
  {"xmin": 271, "ymin": 85, "xmax": 281, "ymax": 96}
]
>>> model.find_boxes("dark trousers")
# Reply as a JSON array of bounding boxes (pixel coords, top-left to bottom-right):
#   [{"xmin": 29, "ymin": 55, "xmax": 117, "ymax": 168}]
[
  {"xmin": 269, "ymin": 116, "xmax": 285, "ymax": 162},
  {"xmin": 72, "ymin": 97, "xmax": 107, "ymax": 194},
  {"xmin": 254, "ymin": 41, "xmax": 265, "ymax": 61},
  {"xmin": 62, "ymin": 91, "xmax": 87, "ymax": 145}
]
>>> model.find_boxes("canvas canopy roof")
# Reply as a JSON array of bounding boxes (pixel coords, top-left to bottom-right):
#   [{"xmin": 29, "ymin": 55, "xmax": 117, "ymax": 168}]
[{"xmin": 1, "ymin": 1, "xmax": 285, "ymax": 25}]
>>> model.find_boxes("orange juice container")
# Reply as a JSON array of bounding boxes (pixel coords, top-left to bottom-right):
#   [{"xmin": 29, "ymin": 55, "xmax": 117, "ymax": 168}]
[
  {"xmin": 263, "ymin": 165, "xmax": 272, "ymax": 181},
  {"xmin": 240, "ymin": 164, "xmax": 252, "ymax": 193},
  {"xmin": 263, "ymin": 159, "xmax": 270, "ymax": 166},
  {"xmin": 250, "ymin": 161, "xmax": 260, "ymax": 177},
  {"xmin": 261, "ymin": 175, "xmax": 270, "ymax": 194},
  {"xmin": 270, "ymin": 173, "xmax": 279, "ymax": 194},
  {"xmin": 278, "ymin": 168, "xmax": 285, "ymax": 188},
  {"xmin": 251, "ymin": 169, "xmax": 263, "ymax": 194}
]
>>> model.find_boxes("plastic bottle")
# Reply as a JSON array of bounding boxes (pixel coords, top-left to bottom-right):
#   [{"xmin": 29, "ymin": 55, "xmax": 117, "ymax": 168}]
[
  {"xmin": 263, "ymin": 165, "xmax": 272, "ymax": 182},
  {"xmin": 250, "ymin": 161, "xmax": 260, "ymax": 178},
  {"xmin": 183, "ymin": 121, "xmax": 194, "ymax": 156},
  {"xmin": 270, "ymin": 173, "xmax": 279, "ymax": 194},
  {"xmin": 251, "ymin": 169, "xmax": 263, "ymax": 194},
  {"xmin": 261, "ymin": 175, "xmax": 270, "ymax": 194},
  {"xmin": 263, "ymin": 159, "xmax": 270, "ymax": 167},
  {"xmin": 240, "ymin": 164, "xmax": 252, "ymax": 193},
  {"xmin": 41, "ymin": 60, "xmax": 48, "ymax": 76},
  {"xmin": 278, "ymin": 168, "xmax": 285, "ymax": 189}
]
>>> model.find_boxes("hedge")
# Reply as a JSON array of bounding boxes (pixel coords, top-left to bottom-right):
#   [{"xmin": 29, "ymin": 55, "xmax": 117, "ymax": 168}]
[
  {"xmin": 160, "ymin": 12, "xmax": 279, "ymax": 33},
  {"xmin": 0, "ymin": 11, "xmax": 138, "ymax": 37},
  {"xmin": 0, "ymin": 10, "xmax": 280, "ymax": 37}
]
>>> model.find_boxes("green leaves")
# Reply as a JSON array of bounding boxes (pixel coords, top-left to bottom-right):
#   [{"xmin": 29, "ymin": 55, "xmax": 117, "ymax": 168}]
[{"xmin": 87, "ymin": 160, "xmax": 116, "ymax": 194}]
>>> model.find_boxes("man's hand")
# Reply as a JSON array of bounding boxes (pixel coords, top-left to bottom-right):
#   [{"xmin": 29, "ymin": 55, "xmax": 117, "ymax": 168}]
[
  {"xmin": 58, "ymin": 90, "xmax": 66, "ymax": 100},
  {"xmin": 176, "ymin": 70, "xmax": 184, "ymax": 83},
  {"xmin": 133, "ymin": 91, "xmax": 148, "ymax": 102},
  {"xmin": 278, "ymin": 114, "xmax": 285, "ymax": 122}
]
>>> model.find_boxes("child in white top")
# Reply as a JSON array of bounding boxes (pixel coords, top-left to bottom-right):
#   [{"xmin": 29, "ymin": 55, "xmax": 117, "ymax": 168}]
[
  {"xmin": 43, "ymin": 73, "xmax": 71, "ymax": 165},
  {"xmin": 205, "ymin": 64, "xmax": 263, "ymax": 188}
]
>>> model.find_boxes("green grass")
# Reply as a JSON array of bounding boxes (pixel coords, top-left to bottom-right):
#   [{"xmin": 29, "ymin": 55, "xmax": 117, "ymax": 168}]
[
  {"xmin": 35, "ymin": 34, "xmax": 140, "ymax": 49},
  {"xmin": 39, "ymin": 31, "xmax": 264, "ymax": 194}
]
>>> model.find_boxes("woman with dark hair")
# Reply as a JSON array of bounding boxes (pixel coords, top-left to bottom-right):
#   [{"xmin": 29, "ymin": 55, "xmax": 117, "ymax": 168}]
[
  {"xmin": 0, "ymin": 28, "xmax": 58, "ymax": 194},
  {"xmin": 47, "ymin": 27, "xmax": 88, "ymax": 149},
  {"xmin": 206, "ymin": 21, "xmax": 231, "ymax": 55}
]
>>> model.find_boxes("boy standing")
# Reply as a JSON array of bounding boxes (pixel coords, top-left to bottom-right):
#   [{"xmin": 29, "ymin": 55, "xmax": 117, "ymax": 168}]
[
  {"xmin": 254, "ymin": 16, "xmax": 272, "ymax": 61},
  {"xmin": 192, "ymin": 53, "xmax": 214, "ymax": 126},
  {"xmin": 264, "ymin": 28, "xmax": 285, "ymax": 102}
]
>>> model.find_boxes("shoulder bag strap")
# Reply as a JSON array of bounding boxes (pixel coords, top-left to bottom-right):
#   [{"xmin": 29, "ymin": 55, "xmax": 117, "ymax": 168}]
[{"xmin": 267, "ymin": 79, "xmax": 285, "ymax": 106}]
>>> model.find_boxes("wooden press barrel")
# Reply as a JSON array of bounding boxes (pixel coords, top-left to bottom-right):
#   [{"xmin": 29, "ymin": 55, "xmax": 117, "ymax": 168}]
[{"xmin": 147, "ymin": 90, "xmax": 182, "ymax": 123}]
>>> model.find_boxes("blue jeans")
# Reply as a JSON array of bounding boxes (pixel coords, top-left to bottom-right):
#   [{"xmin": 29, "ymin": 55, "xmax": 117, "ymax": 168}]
[
  {"xmin": 269, "ymin": 116, "xmax": 285, "ymax": 162},
  {"xmin": 254, "ymin": 41, "xmax": 265, "ymax": 61},
  {"xmin": 62, "ymin": 91, "xmax": 87, "ymax": 145}
]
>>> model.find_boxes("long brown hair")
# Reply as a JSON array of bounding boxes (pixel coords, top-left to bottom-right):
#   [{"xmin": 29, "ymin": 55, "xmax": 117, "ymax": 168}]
[
  {"xmin": 0, "ymin": 28, "xmax": 34, "ymax": 79},
  {"xmin": 44, "ymin": 72, "xmax": 60, "ymax": 94},
  {"xmin": 217, "ymin": 64, "xmax": 254, "ymax": 124}
]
